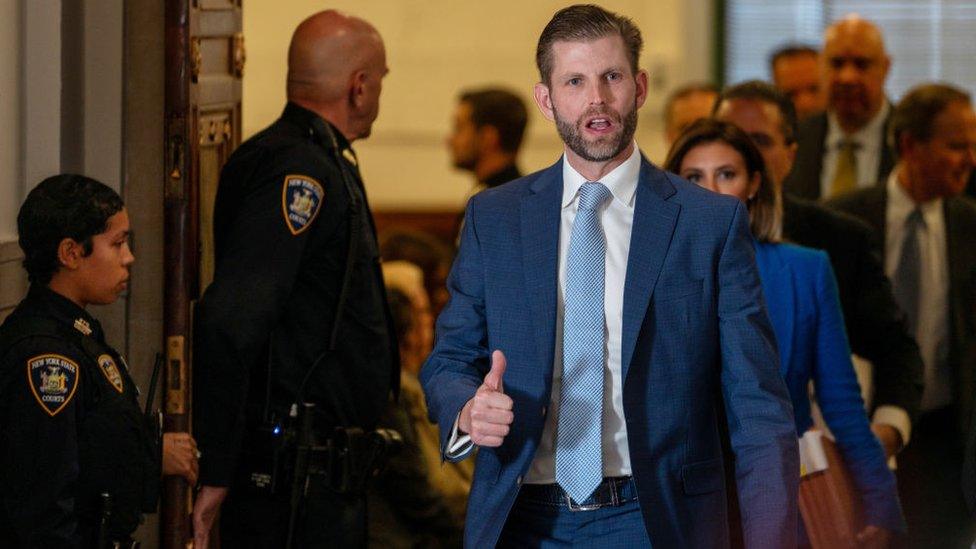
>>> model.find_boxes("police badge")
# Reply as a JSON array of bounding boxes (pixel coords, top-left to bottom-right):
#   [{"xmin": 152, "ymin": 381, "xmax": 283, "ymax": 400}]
[
  {"xmin": 281, "ymin": 175, "xmax": 324, "ymax": 235},
  {"xmin": 97, "ymin": 354, "xmax": 124, "ymax": 393},
  {"xmin": 26, "ymin": 354, "xmax": 79, "ymax": 416}
]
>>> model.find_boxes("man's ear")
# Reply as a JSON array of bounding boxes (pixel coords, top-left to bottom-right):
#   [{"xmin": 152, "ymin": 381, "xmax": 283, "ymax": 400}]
[
  {"xmin": 57, "ymin": 238, "xmax": 84, "ymax": 271},
  {"xmin": 478, "ymin": 125, "xmax": 501, "ymax": 153},
  {"xmin": 634, "ymin": 69, "xmax": 649, "ymax": 110},
  {"xmin": 881, "ymin": 54, "xmax": 892, "ymax": 81},
  {"xmin": 349, "ymin": 71, "xmax": 368, "ymax": 109},
  {"xmin": 533, "ymin": 82, "xmax": 555, "ymax": 122}
]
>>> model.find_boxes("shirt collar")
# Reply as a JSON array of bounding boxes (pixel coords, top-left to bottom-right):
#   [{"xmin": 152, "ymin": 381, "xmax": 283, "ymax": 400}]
[
  {"xmin": 561, "ymin": 143, "xmax": 641, "ymax": 209},
  {"xmin": 827, "ymin": 101, "xmax": 891, "ymax": 150},
  {"xmin": 282, "ymin": 101, "xmax": 354, "ymax": 154},
  {"xmin": 887, "ymin": 167, "xmax": 943, "ymax": 222}
]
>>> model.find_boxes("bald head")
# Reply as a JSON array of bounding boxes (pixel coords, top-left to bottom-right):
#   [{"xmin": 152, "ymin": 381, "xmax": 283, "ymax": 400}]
[
  {"xmin": 823, "ymin": 15, "xmax": 890, "ymax": 132},
  {"xmin": 287, "ymin": 10, "xmax": 388, "ymax": 140}
]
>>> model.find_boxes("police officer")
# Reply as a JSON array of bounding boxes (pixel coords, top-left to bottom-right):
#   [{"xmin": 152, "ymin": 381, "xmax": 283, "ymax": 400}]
[
  {"xmin": 0, "ymin": 174, "xmax": 199, "ymax": 548},
  {"xmin": 191, "ymin": 10, "xmax": 398, "ymax": 548}
]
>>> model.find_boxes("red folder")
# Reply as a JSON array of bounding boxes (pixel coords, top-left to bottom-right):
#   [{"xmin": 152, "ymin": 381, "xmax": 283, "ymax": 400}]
[{"xmin": 798, "ymin": 431, "xmax": 864, "ymax": 548}]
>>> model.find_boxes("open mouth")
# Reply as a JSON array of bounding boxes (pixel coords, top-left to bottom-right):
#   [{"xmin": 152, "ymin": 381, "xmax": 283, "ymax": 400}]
[{"xmin": 584, "ymin": 116, "xmax": 616, "ymax": 134}]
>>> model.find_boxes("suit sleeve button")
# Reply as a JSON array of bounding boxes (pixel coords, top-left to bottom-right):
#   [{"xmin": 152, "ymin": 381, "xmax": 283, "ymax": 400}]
[
  {"xmin": 517, "ymin": 475, "xmax": 523, "ymax": 485},
  {"xmin": 542, "ymin": 406, "xmax": 547, "ymax": 417}
]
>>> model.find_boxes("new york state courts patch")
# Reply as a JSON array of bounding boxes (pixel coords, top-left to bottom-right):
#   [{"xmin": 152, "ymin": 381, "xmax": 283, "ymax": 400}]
[
  {"xmin": 282, "ymin": 175, "xmax": 324, "ymax": 235},
  {"xmin": 27, "ymin": 354, "xmax": 79, "ymax": 416},
  {"xmin": 97, "ymin": 354, "xmax": 124, "ymax": 393}
]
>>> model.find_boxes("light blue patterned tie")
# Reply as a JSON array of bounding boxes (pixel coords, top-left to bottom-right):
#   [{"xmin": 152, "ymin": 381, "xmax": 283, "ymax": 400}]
[{"xmin": 556, "ymin": 181, "xmax": 612, "ymax": 504}]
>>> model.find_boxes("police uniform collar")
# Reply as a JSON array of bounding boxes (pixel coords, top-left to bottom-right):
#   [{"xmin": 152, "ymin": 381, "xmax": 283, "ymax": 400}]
[
  {"xmin": 281, "ymin": 102, "xmax": 353, "ymax": 152},
  {"xmin": 27, "ymin": 284, "xmax": 104, "ymax": 341}
]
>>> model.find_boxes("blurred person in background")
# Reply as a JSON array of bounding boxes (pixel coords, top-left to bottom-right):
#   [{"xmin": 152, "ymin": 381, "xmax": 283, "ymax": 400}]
[
  {"xmin": 665, "ymin": 119, "xmax": 905, "ymax": 547},
  {"xmin": 714, "ymin": 81, "xmax": 922, "ymax": 460},
  {"xmin": 663, "ymin": 82, "xmax": 718, "ymax": 149},
  {"xmin": 769, "ymin": 44, "xmax": 825, "ymax": 122},
  {"xmin": 828, "ymin": 83, "xmax": 976, "ymax": 547},
  {"xmin": 380, "ymin": 230, "xmax": 454, "ymax": 318},
  {"xmin": 785, "ymin": 15, "xmax": 894, "ymax": 201},
  {"xmin": 369, "ymin": 263, "xmax": 468, "ymax": 548}
]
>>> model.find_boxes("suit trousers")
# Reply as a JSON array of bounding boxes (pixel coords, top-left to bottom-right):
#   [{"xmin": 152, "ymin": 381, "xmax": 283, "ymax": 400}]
[
  {"xmin": 497, "ymin": 477, "xmax": 652, "ymax": 548},
  {"xmin": 895, "ymin": 407, "xmax": 975, "ymax": 548}
]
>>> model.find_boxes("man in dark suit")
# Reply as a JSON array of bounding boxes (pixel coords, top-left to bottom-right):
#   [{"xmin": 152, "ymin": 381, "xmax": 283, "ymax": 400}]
[
  {"xmin": 784, "ymin": 16, "xmax": 894, "ymax": 201},
  {"xmin": 422, "ymin": 5, "xmax": 799, "ymax": 548},
  {"xmin": 769, "ymin": 43, "xmax": 825, "ymax": 122},
  {"xmin": 447, "ymin": 88, "xmax": 528, "ymax": 244},
  {"xmin": 447, "ymin": 87, "xmax": 528, "ymax": 193},
  {"xmin": 828, "ymin": 83, "xmax": 976, "ymax": 547},
  {"xmin": 714, "ymin": 80, "xmax": 923, "ymax": 458}
]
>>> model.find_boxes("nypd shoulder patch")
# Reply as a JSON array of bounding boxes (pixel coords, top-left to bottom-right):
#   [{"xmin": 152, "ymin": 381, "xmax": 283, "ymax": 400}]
[
  {"xmin": 97, "ymin": 354, "xmax": 124, "ymax": 393},
  {"xmin": 26, "ymin": 354, "xmax": 80, "ymax": 416},
  {"xmin": 281, "ymin": 175, "xmax": 325, "ymax": 235}
]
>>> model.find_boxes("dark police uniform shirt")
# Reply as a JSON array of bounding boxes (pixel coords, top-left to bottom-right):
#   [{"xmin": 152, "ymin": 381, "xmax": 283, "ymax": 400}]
[
  {"xmin": 0, "ymin": 286, "xmax": 159, "ymax": 548},
  {"xmin": 193, "ymin": 102, "xmax": 399, "ymax": 488}
]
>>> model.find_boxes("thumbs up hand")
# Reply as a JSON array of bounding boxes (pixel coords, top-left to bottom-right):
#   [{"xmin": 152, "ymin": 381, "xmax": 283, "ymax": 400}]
[{"xmin": 459, "ymin": 350, "xmax": 514, "ymax": 447}]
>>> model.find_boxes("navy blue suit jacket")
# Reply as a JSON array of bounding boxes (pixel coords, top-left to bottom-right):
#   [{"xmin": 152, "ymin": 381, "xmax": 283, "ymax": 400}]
[
  {"xmin": 754, "ymin": 241, "xmax": 905, "ymax": 532},
  {"xmin": 421, "ymin": 157, "xmax": 799, "ymax": 548}
]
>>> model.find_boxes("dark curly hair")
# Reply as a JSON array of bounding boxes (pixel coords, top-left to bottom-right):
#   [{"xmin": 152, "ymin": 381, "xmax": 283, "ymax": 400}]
[{"xmin": 17, "ymin": 174, "xmax": 124, "ymax": 284}]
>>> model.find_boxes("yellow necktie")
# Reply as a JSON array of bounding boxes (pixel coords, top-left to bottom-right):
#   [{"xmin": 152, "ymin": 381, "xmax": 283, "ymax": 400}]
[{"xmin": 829, "ymin": 140, "xmax": 858, "ymax": 197}]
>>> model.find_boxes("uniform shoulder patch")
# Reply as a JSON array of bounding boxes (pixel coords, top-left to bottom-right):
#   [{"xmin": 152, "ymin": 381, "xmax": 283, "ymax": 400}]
[
  {"xmin": 26, "ymin": 354, "xmax": 80, "ymax": 416},
  {"xmin": 97, "ymin": 354, "xmax": 124, "ymax": 393},
  {"xmin": 281, "ymin": 174, "xmax": 325, "ymax": 235}
]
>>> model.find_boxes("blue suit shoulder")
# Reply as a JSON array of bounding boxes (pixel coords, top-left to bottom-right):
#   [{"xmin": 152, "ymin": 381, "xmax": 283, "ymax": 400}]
[{"xmin": 756, "ymin": 240, "xmax": 832, "ymax": 276}]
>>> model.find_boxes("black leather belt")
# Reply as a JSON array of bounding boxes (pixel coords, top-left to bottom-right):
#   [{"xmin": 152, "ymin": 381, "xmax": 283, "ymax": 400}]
[{"xmin": 519, "ymin": 476, "xmax": 638, "ymax": 512}]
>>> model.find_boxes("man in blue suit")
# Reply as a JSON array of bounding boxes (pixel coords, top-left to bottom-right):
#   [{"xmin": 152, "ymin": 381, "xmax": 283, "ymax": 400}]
[{"xmin": 420, "ymin": 5, "xmax": 799, "ymax": 547}]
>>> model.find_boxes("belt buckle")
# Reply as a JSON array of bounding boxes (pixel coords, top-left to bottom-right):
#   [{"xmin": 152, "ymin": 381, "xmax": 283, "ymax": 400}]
[{"xmin": 564, "ymin": 492, "xmax": 604, "ymax": 512}]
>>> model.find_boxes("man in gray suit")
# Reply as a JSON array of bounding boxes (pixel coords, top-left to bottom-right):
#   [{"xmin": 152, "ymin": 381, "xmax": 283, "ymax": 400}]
[{"xmin": 828, "ymin": 83, "xmax": 976, "ymax": 547}]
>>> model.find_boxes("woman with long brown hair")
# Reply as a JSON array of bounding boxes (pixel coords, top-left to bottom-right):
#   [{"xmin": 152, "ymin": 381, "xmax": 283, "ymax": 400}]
[{"xmin": 665, "ymin": 119, "xmax": 905, "ymax": 545}]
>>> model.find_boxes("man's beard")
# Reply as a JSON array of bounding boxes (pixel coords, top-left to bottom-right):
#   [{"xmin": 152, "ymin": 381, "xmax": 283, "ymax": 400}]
[{"xmin": 554, "ymin": 103, "xmax": 638, "ymax": 162}]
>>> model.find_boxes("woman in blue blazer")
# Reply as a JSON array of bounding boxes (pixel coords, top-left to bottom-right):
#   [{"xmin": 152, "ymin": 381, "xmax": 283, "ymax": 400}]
[{"xmin": 665, "ymin": 119, "xmax": 905, "ymax": 543}]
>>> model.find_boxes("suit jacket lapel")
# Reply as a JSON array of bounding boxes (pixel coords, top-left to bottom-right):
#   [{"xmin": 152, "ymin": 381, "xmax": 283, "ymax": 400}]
[
  {"xmin": 754, "ymin": 244, "xmax": 794, "ymax": 377},
  {"xmin": 878, "ymin": 110, "xmax": 895, "ymax": 182},
  {"xmin": 621, "ymin": 160, "xmax": 679, "ymax": 381},
  {"xmin": 809, "ymin": 114, "xmax": 827, "ymax": 199},
  {"xmin": 521, "ymin": 160, "xmax": 563, "ymax": 384},
  {"xmin": 865, "ymin": 186, "xmax": 888, "ymax": 247}
]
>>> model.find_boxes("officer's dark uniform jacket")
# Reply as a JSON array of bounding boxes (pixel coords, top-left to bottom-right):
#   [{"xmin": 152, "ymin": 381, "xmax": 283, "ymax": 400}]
[
  {"xmin": 0, "ymin": 286, "xmax": 160, "ymax": 548},
  {"xmin": 193, "ymin": 102, "xmax": 399, "ymax": 488}
]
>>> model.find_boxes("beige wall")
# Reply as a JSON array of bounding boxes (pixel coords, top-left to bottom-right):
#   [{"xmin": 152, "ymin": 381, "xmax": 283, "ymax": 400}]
[
  {"xmin": 0, "ymin": 0, "xmax": 22, "ymax": 243},
  {"xmin": 243, "ymin": 0, "xmax": 713, "ymax": 211},
  {"xmin": 2, "ymin": 0, "xmax": 63, "ymax": 320}
]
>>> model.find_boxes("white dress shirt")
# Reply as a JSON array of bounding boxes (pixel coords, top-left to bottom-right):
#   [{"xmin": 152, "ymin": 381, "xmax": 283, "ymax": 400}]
[
  {"xmin": 820, "ymin": 102, "xmax": 891, "ymax": 197},
  {"xmin": 884, "ymin": 171, "xmax": 952, "ymax": 412},
  {"xmin": 446, "ymin": 145, "xmax": 641, "ymax": 483}
]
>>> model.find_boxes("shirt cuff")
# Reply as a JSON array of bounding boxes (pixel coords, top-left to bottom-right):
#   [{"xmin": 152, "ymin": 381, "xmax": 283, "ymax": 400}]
[
  {"xmin": 873, "ymin": 405, "xmax": 911, "ymax": 469},
  {"xmin": 445, "ymin": 412, "xmax": 474, "ymax": 460},
  {"xmin": 872, "ymin": 405, "xmax": 911, "ymax": 447}
]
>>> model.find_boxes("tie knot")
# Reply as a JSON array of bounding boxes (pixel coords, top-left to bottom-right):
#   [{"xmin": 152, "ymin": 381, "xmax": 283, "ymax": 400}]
[
  {"xmin": 906, "ymin": 208, "xmax": 925, "ymax": 229},
  {"xmin": 578, "ymin": 182, "xmax": 612, "ymax": 211}
]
